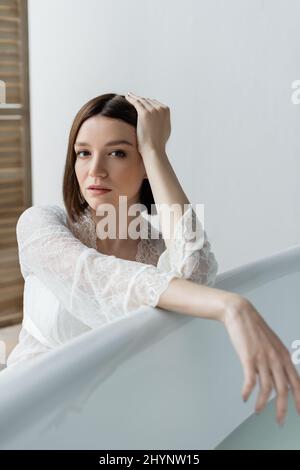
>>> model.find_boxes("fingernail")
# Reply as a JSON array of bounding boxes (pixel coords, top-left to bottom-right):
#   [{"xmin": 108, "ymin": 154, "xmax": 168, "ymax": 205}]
[{"xmin": 277, "ymin": 415, "xmax": 285, "ymax": 426}]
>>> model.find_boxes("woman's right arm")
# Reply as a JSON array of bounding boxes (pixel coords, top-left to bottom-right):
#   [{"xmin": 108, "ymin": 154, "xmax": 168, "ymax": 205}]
[{"xmin": 157, "ymin": 277, "xmax": 300, "ymax": 426}]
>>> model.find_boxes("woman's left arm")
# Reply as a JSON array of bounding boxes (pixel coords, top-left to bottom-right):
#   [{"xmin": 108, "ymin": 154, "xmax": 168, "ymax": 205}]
[
  {"xmin": 125, "ymin": 92, "xmax": 218, "ymax": 285},
  {"xmin": 125, "ymin": 92, "xmax": 192, "ymax": 250},
  {"xmin": 139, "ymin": 148, "xmax": 191, "ymax": 251}
]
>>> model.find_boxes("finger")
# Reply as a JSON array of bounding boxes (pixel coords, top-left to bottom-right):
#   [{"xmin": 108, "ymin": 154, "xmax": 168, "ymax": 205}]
[
  {"xmin": 242, "ymin": 358, "xmax": 257, "ymax": 402},
  {"xmin": 258, "ymin": 320, "xmax": 300, "ymax": 419},
  {"xmin": 151, "ymin": 98, "xmax": 169, "ymax": 108},
  {"xmin": 284, "ymin": 359, "xmax": 300, "ymax": 414},
  {"xmin": 252, "ymin": 314, "xmax": 297, "ymax": 418},
  {"xmin": 134, "ymin": 96, "xmax": 153, "ymax": 111},
  {"xmin": 255, "ymin": 360, "xmax": 274, "ymax": 413},
  {"xmin": 127, "ymin": 93, "xmax": 164, "ymax": 111},
  {"xmin": 125, "ymin": 93, "xmax": 148, "ymax": 111},
  {"xmin": 142, "ymin": 97, "xmax": 168, "ymax": 110},
  {"xmin": 144, "ymin": 98, "xmax": 162, "ymax": 110},
  {"xmin": 270, "ymin": 362, "xmax": 289, "ymax": 425},
  {"xmin": 125, "ymin": 93, "xmax": 152, "ymax": 111},
  {"xmin": 259, "ymin": 318, "xmax": 287, "ymax": 353}
]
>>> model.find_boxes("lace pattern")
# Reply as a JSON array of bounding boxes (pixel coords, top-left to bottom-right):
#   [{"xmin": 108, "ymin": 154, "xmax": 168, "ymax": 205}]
[{"xmin": 4, "ymin": 203, "xmax": 218, "ymax": 368}]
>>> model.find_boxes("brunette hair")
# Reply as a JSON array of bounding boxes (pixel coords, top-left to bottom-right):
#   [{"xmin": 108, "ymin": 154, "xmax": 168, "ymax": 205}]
[{"xmin": 62, "ymin": 93, "xmax": 154, "ymax": 223}]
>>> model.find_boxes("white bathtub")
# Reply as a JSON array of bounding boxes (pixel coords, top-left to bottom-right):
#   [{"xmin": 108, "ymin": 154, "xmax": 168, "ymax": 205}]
[{"xmin": 0, "ymin": 244, "xmax": 299, "ymax": 450}]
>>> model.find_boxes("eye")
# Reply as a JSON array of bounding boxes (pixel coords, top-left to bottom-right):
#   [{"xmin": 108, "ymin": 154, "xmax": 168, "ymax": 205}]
[
  {"xmin": 76, "ymin": 150, "xmax": 89, "ymax": 158},
  {"xmin": 75, "ymin": 149, "xmax": 127, "ymax": 158},
  {"xmin": 110, "ymin": 150, "xmax": 126, "ymax": 158}
]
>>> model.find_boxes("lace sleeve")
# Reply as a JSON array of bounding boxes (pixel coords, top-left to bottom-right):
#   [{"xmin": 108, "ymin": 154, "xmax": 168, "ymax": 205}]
[
  {"xmin": 16, "ymin": 205, "xmax": 177, "ymax": 328},
  {"xmin": 156, "ymin": 205, "xmax": 218, "ymax": 286}
]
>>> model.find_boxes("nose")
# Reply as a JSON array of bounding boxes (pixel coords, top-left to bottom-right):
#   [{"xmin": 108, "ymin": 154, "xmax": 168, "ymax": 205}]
[{"xmin": 88, "ymin": 154, "xmax": 108, "ymax": 178}]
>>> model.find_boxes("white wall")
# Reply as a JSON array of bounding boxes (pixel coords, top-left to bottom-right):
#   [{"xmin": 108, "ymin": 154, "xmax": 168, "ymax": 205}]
[{"xmin": 27, "ymin": 0, "xmax": 300, "ymax": 273}]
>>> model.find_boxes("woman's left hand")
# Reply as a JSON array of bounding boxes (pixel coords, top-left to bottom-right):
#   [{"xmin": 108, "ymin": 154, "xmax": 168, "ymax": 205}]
[
  {"xmin": 125, "ymin": 92, "xmax": 171, "ymax": 157},
  {"xmin": 223, "ymin": 297, "xmax": 300, "ymax": 425}
]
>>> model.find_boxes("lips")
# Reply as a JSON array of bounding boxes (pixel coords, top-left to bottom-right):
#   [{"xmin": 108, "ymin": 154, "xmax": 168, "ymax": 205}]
[{"xmin": 88, "ymin": 185, "xmax": 111, "ymax": 190}]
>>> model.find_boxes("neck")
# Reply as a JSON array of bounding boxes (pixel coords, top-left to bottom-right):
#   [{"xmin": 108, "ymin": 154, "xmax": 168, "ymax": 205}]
[{"xmin": 90, "ymin": 205, "xmax": 144, "ymax": 253}]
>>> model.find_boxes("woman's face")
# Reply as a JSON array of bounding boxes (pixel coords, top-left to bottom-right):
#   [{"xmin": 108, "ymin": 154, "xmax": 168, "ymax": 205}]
[{"xmin": 74, "ymin": 115, "xmax": 147, "ymax": 214}]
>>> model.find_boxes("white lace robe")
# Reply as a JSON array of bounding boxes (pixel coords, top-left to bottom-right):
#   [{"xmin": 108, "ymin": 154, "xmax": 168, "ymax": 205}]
[{"xmin": 5, "ymin": 204, "xmax": 218, "ymax": 368}]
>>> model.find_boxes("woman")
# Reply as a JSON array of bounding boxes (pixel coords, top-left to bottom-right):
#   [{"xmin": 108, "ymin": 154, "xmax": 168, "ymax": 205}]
[{"xmin": 5, "ymin": 92, "xmax": 300, "ymax": 427}]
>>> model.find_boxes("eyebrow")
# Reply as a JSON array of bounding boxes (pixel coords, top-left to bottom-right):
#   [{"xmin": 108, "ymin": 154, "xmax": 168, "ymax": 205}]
[{"xmin": 74, "ymin": 139, "xmax": 134, "ymax": 148}]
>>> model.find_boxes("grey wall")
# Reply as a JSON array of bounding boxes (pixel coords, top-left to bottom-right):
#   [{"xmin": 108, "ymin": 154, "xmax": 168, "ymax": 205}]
[{"xmin": 28, "ymin": 0, "xmax": 300, "ymax": 273}]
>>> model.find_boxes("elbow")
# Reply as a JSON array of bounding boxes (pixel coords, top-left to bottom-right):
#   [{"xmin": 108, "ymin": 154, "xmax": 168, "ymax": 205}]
[{"xmin": 184, "ymin": 252, "xmax": 219, "ymax": 287}]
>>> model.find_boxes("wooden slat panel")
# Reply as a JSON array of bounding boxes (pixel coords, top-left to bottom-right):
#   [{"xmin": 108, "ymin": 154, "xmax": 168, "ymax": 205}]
[
  {"xmin": 0, "ymin": 312, "xmax": 23, "ymax": 328},
  {"xmin": 0, "ymin": 0, "xmax": 31, "ymax": 327},
  {"xmin": 0, "ymin": 4, "xmax": 18, "ymax": 13},
  {"xmin": 0, "ymin": 0, "xmax": 21, "ymax": 103},
  {"xmin": 1, "ymin": 268, "xmax": 22, "ymax": 280},
  {"xmin": 0, "ymin": 133, "xmax": 21, "ymax": 142},
  {"xmin": 0, "ymin": 281, "xmax": 23, "ymax": 300},
  {"xmin": 0, "ymin": 246, "xmax": 20, "ymax": 263},
  {"xmin": 0, "ymin": 16, "xmax": 19, "ymax": 23}
]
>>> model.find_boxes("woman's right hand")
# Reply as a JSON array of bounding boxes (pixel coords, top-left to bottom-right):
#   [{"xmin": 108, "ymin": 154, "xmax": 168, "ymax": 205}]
[{"xmin": 222, "ymin": 296, "xmax": 300, "ymax": 426}]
